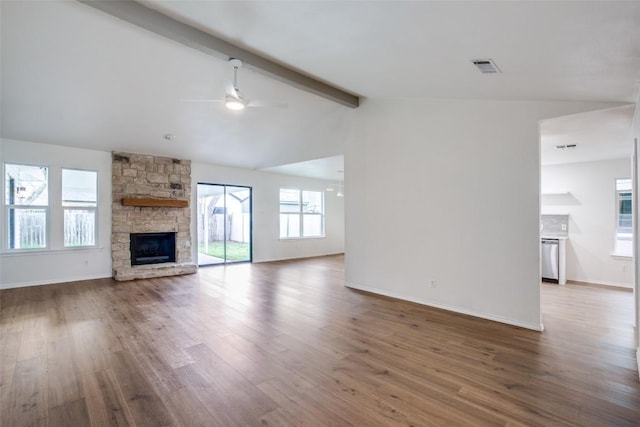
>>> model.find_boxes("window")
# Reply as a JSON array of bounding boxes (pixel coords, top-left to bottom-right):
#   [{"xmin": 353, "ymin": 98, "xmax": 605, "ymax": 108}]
[
  {"xmin": 62, "ymin": 169, "xmax": 98, "ymax": 247},
  {"xmin": 614, "ymin": 178, "xmax": 632, "ymax": 257},
  {"xmin": 3, "ymin": 165, "xmax": 98, "ymax": 251},
  {"xmin": 279, "ymin": 189, "xmax": 324, "ymax": 238},
  {"xmin": 4, "ymin": 163, "xmax": 49, "ymax": 249}
]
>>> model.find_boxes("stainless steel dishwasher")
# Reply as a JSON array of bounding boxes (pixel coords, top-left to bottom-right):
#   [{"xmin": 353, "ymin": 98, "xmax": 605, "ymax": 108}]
[{"xmin": 541, "ymin": 238, "xmax": 559, "ymax": 283}]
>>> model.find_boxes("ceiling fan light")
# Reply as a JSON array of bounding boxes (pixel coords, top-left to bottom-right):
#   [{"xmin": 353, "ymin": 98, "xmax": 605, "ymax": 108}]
[{"xmin": 225, "ymin": 98, "xmax": 245, "ymax": 110}]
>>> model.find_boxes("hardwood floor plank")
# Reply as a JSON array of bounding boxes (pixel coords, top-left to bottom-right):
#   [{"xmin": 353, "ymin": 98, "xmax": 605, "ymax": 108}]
[
  {"xmin": 185, "ymin": 343, "xmax": 279, "ymax": 422},
  {"xmin": 256, "ymin": 377, "xmax": 356, "ymax": 427},
  {"xmin": 16, "ymin": 316, "xmax": 48, "ymax": 362},
  {"xmin": 373, "ymin": 381, "xmax": 507, "ymax": 427},
  {"xmin": 198, "ymin": 332, "xmax": 294, "ymax": 386},
  {"xmin": 160, "ymin": 386, "xmax": 226, "ymax": 427},
  {"xmin": 48, "ymin": 398, "xmax": 91, "ymax": 427},
  {"xmin": 275, "ymin": 358, "xmax": 438, "ymax": 427},
  {"xmin": 46, "ymin": 337, "xmax": 83, "ymax": 408},
  {"xmin": 70, "ymin": 320, "xmax": 117, "ymax": 376},
  {"xmin": 259, "ymin": 407, "xmax": 304, "ymax": 427},
  {"xmin": 1, "ymin": 255, "xmax": 639, "ymax": 426},
  {"xmin": 108, "ymin": 350, "xmax": 174, "ymax": 427},
  {"xmin": 4, "ymin": 356, "xmax": 48, "ymax": 427},
  {"xmin": 173, "ymin": 364, "xmax": 243, "ymax": 427},
  {"xmin": 0, "ymin": 332, "xmax": 20, "ymax": 382},
  {"xmin": 82, "ymin": 369, "xmax": 136, "ymax": 427},
  {"xmin": 456, "ymin": 385, "xmax": 576, "ymax": 427},
  {"xmin": 121, "ymin": 334, "xmax": 187, "ymax": 395}
]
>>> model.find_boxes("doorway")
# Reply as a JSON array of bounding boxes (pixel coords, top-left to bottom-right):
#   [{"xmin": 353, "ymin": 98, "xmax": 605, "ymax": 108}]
[
  {"xmin": 538, "ymin": 105, "xmax": 637, "ymax": 333},
  {"xmin": 197, "ymin": 183, "xmax": 252, "ymax": 266}
]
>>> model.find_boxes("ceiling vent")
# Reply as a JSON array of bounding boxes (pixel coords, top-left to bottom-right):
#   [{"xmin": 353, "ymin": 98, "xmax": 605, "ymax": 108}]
[
  {"xmin": 471, "ymin": 59, "xmax": 501, "ymax": 74},
  {"xmin": 554, "ymin": 144, "xmax": 577, "ymax": 150}
]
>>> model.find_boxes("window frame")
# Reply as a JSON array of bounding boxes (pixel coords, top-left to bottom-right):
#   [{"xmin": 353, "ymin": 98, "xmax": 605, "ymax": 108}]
[
  {"xmin": 3, "ymin": 162, "xmax": 50, "ymax": 251},
  {"xmin": 279, "ymin": 188, "xmax": 325, "ymax": 239},
  {"xmin": 613, "ymin": 177, "xmax": 633, "ymax": 258},
  {"xmin": 61, "ymin": 168, "xmax": 99, "ymax": 248}
]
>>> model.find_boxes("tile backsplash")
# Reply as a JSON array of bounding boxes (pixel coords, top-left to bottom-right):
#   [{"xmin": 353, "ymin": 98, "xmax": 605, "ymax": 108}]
[{"xmin": 541, "ymin": 214, "xmax": 569, "ymax": 237}]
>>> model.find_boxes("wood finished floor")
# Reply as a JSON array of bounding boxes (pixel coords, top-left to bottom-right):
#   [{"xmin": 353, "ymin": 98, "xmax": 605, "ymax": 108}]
[{"xmin": 1, "ymin": 255, "xmax": 639, "ymax": 426}]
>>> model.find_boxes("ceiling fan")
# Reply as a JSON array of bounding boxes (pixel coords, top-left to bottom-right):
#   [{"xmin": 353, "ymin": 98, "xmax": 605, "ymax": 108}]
[
  {"xmin": 224, "ymin": 58, "xmax": 247, "ymax": 110},
  {"xmin": 186, "ymin": 58, "xmax": 285, "ymax": 111}
]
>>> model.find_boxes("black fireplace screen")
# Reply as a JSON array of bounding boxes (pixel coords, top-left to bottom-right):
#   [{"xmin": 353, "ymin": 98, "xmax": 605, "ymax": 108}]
[{"xmin": 130, "ymin": 232, "xmax": 176, "ymax": 265}]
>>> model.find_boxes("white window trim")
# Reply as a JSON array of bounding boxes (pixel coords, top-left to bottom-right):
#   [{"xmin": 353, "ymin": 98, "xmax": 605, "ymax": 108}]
[
  {"xmin": 279, "ymin": 188, "xmax": 325, "ymax": 240},
  {"xmin": 3, "ymin": 162, "xmax": 50, "ymax": 251},
  {"xmin": 62, "ymin": 168, "xmax": 99, "ymax": 248},
  {"xmin": 613, "ymin": 177, "xmax": 633, "ymax": 258},
  {"xmin": 2, "ymin": 163, "xmax": 100, "ymax": 253}
]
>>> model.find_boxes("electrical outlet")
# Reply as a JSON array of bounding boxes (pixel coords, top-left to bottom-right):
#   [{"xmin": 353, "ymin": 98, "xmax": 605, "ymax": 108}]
[
  {"xmin": 430, "ymin": 279, "xmax": 437, "ymax": 288},
  {"xmin": 561, "ymin": 224, "xmax": 567, "ymax": 231}
]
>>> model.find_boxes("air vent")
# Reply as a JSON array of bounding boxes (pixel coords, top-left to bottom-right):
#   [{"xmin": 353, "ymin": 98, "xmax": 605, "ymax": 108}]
[
  {"xmin": 554, "ymin": 144, "xmax": 577, "ymax": 150},
  {"xmin": 471, "ymin": 59, "xmax": 501, "ymax": 74}
]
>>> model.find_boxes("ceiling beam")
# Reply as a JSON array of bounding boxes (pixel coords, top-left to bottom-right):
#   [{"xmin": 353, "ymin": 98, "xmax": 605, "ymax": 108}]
[{"xmin": 77, "ymin": 0, "xmax": 360, "ymax": 108}]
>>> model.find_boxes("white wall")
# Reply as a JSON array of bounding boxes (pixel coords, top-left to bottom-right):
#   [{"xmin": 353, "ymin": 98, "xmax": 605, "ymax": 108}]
[
  {"xmin": 0, "ymin": 140, "xmax": 345, "ymax": 288},
  {"xmin": 345, "ymin": 98, "xmax": 621, "ymax": 330},
  {"xmin": 0, "ymin": 139, "xmax": 113, "ymax": 288},
  {"xmin": 191, "ymin": 162, "xmax": 344, "ymax": 263},
  {"xmin": 542, "ymin": 159, "xmax": 632, "ymax": 287}
]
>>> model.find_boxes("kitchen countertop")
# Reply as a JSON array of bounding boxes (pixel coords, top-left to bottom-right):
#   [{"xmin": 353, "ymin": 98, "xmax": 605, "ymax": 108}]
[{"xmin": 541, "ymin": 235, "xmax": 568, "ymax": 240}]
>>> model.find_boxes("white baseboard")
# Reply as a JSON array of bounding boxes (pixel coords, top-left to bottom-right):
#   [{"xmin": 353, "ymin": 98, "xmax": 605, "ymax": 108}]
[
  {"xmin": 344, "ymin": 282, "xmax": 544, "ymax": 332},
  {"xmin": 0, "ymin": 274, "xmax": 111, "ymax": 290},
  {"xmin": 566, "ymin": 279, "xmax": 633, "ymax": 290},
  {"xmin": 254, "ymin": 252, "xmax": 344, "ymax": 264}
]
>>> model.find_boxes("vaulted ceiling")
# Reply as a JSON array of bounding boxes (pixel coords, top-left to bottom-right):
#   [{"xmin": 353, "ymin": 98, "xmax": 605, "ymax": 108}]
[{"xmin": 2, "ymin": 1, "xmax": 639, "ymax": 177}]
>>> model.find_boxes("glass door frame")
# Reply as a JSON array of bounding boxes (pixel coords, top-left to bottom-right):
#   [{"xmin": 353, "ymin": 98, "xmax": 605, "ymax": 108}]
[{"xmin": 197, "ymin": 182, "xmax": 253, "ymax": 266}]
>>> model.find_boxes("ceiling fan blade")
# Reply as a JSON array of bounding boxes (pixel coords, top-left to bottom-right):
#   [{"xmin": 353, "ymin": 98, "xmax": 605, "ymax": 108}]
[
  {"xmin": 186, "ymin": 59, "xmax": 284, "ymax": 111},
  {"xmin": 247, "ymin": 100, "xmax": 288, "ymax": 109},
  {"xmin": 182, "ymin": 99, "xmax": 225, "ymax": 103}
]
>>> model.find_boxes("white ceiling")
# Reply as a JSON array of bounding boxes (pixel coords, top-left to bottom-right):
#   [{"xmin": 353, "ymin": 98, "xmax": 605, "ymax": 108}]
[
  {"xmin": 146, "ymin": 0, "xmax": 640, "ymax": 103},
  {"xmin": 262, "ymin": 155, "xmax": 344, "ymax": 182},
  {"xmin": 2, "ymin": 1, "xmax": 640, "ymax": 179},
  {"xmin": 541, "ymin": 105, "xmax": 635, "ymax": 166}
]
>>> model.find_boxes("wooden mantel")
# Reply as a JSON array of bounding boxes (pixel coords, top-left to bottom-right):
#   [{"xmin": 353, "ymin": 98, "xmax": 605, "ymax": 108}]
[{"xmin": 121, "ymin": 198, "xmax": 189, "ymax": 208}]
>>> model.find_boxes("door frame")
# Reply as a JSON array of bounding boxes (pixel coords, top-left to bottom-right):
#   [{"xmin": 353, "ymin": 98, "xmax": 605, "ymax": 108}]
[{"xmin": 196, "ymin": 182, "xmax": 253, "ymax": 266}]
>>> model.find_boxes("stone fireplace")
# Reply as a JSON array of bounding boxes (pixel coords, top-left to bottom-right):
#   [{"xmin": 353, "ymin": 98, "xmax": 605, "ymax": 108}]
[{"xmin": 111, "ymin": 152, "xmax": 197, "ymax": 281}]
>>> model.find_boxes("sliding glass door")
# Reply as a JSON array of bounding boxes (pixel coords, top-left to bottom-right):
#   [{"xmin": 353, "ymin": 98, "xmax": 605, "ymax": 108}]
[{"xmin": 197, "ymin": 183, "xmax": 252, "ymax": 266}]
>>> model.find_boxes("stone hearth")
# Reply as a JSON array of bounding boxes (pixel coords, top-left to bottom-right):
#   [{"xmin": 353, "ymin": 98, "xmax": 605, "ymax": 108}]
[{"xmin": 111, "ymin": 152, "xmax": 196, "ymax": 281}]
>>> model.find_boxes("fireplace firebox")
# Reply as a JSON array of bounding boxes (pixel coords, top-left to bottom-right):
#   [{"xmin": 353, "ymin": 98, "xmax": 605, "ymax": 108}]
[{"xmin": 130, "ymin": 232, "xmax": 176, "ymax": 266}]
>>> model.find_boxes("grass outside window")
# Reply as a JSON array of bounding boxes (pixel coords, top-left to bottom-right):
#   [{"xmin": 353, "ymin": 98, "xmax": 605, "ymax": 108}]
[{"xmin": 198, "ymin": 241, "xmax": 250, "ymax": 261}]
